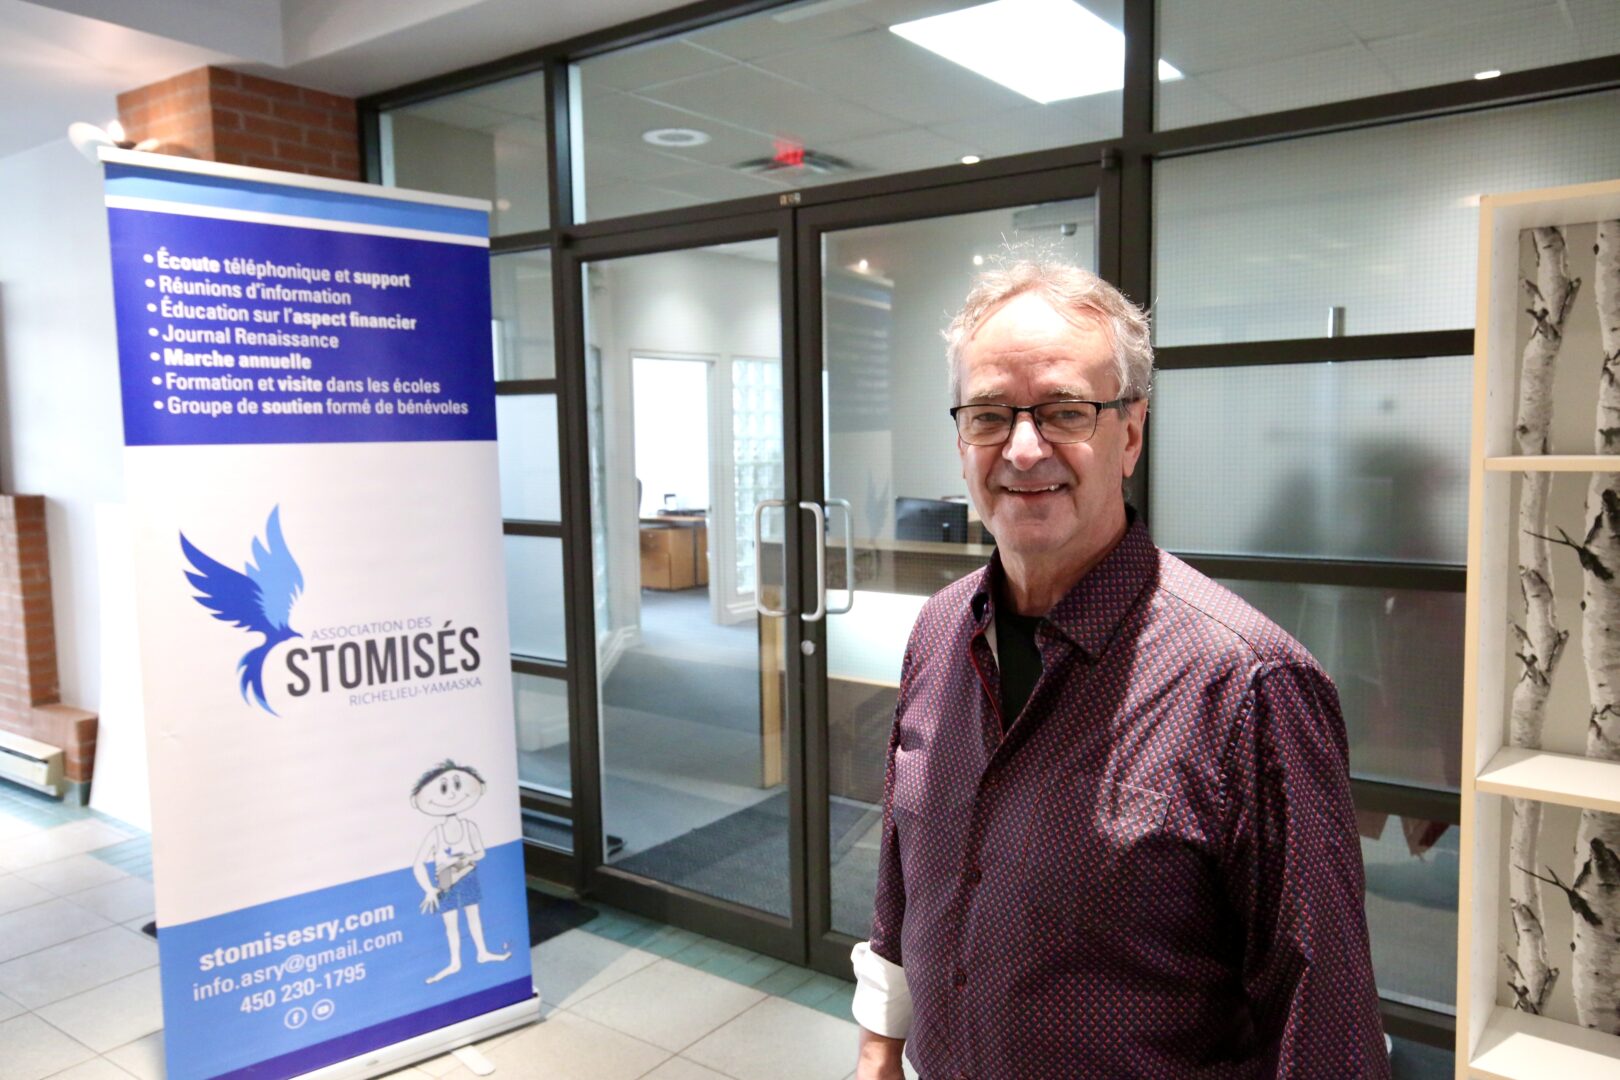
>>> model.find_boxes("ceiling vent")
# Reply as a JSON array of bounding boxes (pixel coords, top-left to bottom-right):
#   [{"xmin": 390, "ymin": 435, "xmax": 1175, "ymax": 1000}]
[{"xmin": 734, "ymin": 148, "xmax": 856, "ymax": 176}]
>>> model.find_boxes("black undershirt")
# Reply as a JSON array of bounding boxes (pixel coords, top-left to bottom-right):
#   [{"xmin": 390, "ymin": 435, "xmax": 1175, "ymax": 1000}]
[{"xmin": 994, "ymin": 603, "xmax": 1045, "ymax": 731}]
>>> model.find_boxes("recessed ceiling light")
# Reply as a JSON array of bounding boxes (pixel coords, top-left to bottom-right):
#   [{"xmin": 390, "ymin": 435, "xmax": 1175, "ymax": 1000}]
[
  {"xmin": 960, "ymin": 154, "xmax": 981, "ymax": 164},
  {"xmin": 643, "ymin": 128, "xmax": 711, "ymax": 147},
  {"xmin": 1474, "ymin": 69, "xmax": 1502, "ymax": 80},
  {"xmin": 972, "ymin": 254, "xmax": 985, "ymax": 266},
  {"xmin": 855, "ymin": 259, "xmax": 870, "ymax": 273},
  {"xmin": 892, "ymin": 0, "xmax": 1125, "ymax": 104}
]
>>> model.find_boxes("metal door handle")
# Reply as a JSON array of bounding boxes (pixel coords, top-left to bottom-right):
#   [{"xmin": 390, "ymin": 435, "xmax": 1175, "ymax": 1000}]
[
  {"xmin": 826, "ymin": 498, "xmax": 854, "ymax": 615},
  {"xmin": 754, "ymin": 499, "xmax": 787, "ymax": 617},
  {"xmin": 799, "ymin": 501, "xmax": 827, "ymax": 622}
]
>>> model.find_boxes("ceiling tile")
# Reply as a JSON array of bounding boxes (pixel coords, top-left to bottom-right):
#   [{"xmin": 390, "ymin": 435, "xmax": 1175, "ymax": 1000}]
[
  {"xmin": 754, "ymin": 27, "xmax": 1032, "ymax": 127},
  {"xmin": 1157, "ymin": 0, "xmax": 1360, "ymax": 75},
  {"xmin": 646, "ymin": 64, "xmax": 909, "ymax": 146},
  {"xmin": 584, "ymin": 178, "xmax": 709, "ymax": 220},
  {"xmin": 578, "ymin": 39, "xmax": 735, "ymax": 94},
  {"xmin": 579, "ymin": 139, "xmax": 697, "ymax": 182},
  {"xmin": 1157, "ymin": 76, "xmax": 1251, "ymax": 128},
  {"xmin": 578, "ymin": 91, "xmax": 772, "ymax": 168},
  {"xmin": 1333, "ymin": 0, "xmax": 1542, "ymax": 42},
  {"xmin": 684, "ymin": 4, "xmax": 873, "ymax": 62},
  {"xmin": 1368, "ymin": 6, "xmax": 1602, "ymax": 86},
  {"xmin": 929, "ymin": 93, "xmax": 1121, "ymax": 156},
  {"xmin": 641, "ymin": 166, "xmax": 792, "ymax": 201},
  {"xmin": 1194, "ymin": 42, "xmax": 1398, "ymax": 116}
]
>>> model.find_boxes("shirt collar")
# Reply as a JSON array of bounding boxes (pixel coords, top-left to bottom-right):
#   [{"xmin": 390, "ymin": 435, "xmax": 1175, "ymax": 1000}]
[{"xmin": 970, "ymin": 513, "xmax": 1157, "ymax": 660}]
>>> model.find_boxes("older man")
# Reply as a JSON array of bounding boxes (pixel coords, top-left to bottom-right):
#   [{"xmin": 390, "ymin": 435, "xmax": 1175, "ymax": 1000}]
[{"xmin": 850, "ymin": 263, "xmax": 1387, "ymax": 1079}]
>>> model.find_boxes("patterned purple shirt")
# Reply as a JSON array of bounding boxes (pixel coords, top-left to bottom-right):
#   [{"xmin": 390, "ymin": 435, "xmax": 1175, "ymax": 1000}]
[{"xmin": 869, "ymin": 521, "xmax": 1388, "ymax": 1079}]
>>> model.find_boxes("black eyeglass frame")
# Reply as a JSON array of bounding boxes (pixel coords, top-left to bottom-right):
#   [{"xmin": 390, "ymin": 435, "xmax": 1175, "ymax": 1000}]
[{"xmin": 948, "ymin": 397, "xmax": 1139, "ymax": 445}]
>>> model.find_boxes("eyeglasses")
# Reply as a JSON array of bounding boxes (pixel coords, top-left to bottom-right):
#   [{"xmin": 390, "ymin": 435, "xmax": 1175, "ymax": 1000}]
[{"xmin": 948, "ymin": 398, "xmax": 1136, "ymax": 445}]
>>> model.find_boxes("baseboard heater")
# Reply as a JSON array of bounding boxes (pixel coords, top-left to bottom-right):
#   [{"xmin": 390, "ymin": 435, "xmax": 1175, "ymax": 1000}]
[{"xmin": 0, "ymin": 730, "xmax": 65, "ymax": 798}]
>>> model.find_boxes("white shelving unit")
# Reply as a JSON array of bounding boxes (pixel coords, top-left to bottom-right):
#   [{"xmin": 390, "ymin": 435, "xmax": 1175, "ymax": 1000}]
[{"xmin": 1458, "ymin": 178, "xmax": 1620, "ymax": 1079}]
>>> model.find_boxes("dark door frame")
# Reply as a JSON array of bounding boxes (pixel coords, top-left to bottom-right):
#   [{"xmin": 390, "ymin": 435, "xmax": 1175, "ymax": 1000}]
[{"xmin": 557, "ymin": 207, "xmax": 813, "ymax": 963}]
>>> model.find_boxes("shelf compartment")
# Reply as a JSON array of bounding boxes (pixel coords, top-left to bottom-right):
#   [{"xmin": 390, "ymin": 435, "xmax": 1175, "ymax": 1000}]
[
  {"xmin": 1483, "ymin": 455, "xmax": 1620, "ymax": 471},
  {"xmin": 1475, "ymin": 747, "xmax": 1620, "ymax": 814},
  {"xmin": 1470, "ymin": 1006, "xmax": 1620, "ymax": 1078}
]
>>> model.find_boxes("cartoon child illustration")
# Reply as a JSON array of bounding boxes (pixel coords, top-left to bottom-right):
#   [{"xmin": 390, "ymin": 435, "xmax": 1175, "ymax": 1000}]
[{"xmin": 410, "ymin": 759, "xmax": 511, "ymax": 984}]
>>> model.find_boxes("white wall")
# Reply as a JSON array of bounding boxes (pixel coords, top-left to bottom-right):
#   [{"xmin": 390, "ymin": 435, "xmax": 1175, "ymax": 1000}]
[
  {"xmin": 633, "ymin": 357, "xmax": 711, "ymax": 517},
  {"xmin": 0, "ymin": 131, "xmax": 123, "ymax": 712}
]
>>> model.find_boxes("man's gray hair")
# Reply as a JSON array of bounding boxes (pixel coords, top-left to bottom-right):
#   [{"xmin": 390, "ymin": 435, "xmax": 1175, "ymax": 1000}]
[{"xmin": 944, "ymin": 261, "xmax": 1153, "ymax": 404}]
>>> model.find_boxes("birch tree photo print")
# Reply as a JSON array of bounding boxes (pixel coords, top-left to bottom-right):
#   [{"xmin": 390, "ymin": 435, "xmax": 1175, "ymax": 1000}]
[{"xmin": 1506, "ymin": 217, "xmax": 1620, "ymax": 1034}]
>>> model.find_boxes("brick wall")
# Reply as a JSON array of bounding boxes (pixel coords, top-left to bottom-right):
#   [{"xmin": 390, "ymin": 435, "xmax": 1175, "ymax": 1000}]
[
  {"xmin": 118, "ymin": 66, "xmax": 361, "ymax": 182},
  {"xmin": 0, "ymin": 497, "xmax": 96, "ymax": 782}
]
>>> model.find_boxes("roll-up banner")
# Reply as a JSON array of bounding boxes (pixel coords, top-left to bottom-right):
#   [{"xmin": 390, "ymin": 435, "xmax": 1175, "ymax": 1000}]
[{"xmin": 98, "ymin": 148, "xmax": 538, "ymax": 1080}]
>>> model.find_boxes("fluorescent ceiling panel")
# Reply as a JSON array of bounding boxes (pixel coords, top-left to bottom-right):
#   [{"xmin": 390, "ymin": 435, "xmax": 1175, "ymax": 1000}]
[{"xmin": 890, "ymin": 0, "xmax": 1126, "ymax": 104}]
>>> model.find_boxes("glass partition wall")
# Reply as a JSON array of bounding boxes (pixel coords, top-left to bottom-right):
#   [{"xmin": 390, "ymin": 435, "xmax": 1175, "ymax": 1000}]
[{"xmin": 368, "ymin": 0, "xmax": 1620, "ymax": 1063}]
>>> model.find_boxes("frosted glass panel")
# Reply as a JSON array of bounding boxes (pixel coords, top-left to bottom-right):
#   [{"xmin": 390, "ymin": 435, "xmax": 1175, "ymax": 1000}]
[
  {"xmin": 382, "ymin": 71, "xmax": 549, "ymax": 236},
  {"xmin": 1155, "ymin": 91, "xmax": 1620, "ymax": 345},
  {"xmin": 1149, "ymin": 357, "xmax": 1471, "ymax": 563},
  {"xmin": 1158, "ymin": 0, "xmax": 1620, "ymax": 130},
  {"xmin": 1361, "ymin": 816, "xmax": 1457, "ymax": 1014},
  {"xmin": 514, "ymin": 672, "xmax": 570, "ymax": 797},
  {"xmin": 1218, "ymin": 579, "xmax": 1462, "ymax": 791},
  {"xmin": 496, "ymin": 395, "xmax": 560, "ymax": 521},
  {"xmin": 505, "ymin": 535, "xmax": 566, "ymax": 661},
  {"xmin": 491, "ymin": 250, "xmax": 555, "ymax": 380}
]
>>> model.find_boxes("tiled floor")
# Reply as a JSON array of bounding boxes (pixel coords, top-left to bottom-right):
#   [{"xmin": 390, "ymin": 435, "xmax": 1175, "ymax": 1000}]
[{"xmin": 0, "ymin": 785, "xmax": 886, "ymax": 1080}]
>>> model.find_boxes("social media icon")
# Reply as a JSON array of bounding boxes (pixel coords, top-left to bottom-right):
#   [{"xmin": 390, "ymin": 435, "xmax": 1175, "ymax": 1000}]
[
  {"xmin": 312, "ymin": 999, "xmax": 336, "ymax": 1022},
  {"xmin": 284, "ymin": 1006, "xmax": 308, "ymax": 1030}
]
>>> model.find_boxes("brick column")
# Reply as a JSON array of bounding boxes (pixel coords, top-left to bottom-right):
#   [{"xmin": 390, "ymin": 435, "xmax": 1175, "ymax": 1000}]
[
  {"xmin": 0, "ymin": 496, "xmax": 96, "ymax": 783},
  {"xmin": 117, "ymin": 66, "xmax": 361, "ymax": 182}
]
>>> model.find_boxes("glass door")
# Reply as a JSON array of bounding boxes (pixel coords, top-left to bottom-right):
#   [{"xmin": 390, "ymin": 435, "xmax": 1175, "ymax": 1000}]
[
  {"xmin": 794, "ymin": 168, "xmax": 1116, "ymax": 972},
  {"xmin": 561, "ymin": 172, "xmax": 1115, "ymax": 968},
  {"xmin": 569, "ymin": 212, "xmax": 808, "ymax": 958}
]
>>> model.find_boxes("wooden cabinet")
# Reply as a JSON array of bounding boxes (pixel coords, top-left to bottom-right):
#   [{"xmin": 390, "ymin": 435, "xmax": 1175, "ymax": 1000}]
[{"xmin": 638, "ymin": 517, "xmax": 708, "ymax": 590}]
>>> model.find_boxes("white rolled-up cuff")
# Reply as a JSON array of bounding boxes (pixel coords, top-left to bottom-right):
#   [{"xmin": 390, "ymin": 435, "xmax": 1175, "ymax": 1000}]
[{"xmin": 850, "ymin": 940, "xmax": 912, "ymax": 1039}]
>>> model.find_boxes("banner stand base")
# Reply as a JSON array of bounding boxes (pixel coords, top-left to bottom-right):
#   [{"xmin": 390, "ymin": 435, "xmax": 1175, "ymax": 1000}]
[{"xmin": 297, "ymin": 993, "xmax": 543, "ymax": 1080}]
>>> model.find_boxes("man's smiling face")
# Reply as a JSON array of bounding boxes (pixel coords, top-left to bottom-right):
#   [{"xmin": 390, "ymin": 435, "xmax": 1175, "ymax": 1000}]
[
  {"xmin": 956, "ymin": 292, "xmax": 1144, "ymax": 579},
  {"xmin": 414, "ymin": 768, "xmax": 482, "ymax": 816}
]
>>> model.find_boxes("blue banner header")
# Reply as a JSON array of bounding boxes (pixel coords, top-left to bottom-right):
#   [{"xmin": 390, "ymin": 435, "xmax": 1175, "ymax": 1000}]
[{"xmin": 108, "ymin": 205, "xmax": 496, "ymax": 446}]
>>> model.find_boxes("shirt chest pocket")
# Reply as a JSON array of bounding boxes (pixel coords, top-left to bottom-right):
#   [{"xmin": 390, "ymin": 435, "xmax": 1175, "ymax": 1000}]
[{"xmin": 1019, "ymin": 772, "xmax": 1169, "ymax": 934}]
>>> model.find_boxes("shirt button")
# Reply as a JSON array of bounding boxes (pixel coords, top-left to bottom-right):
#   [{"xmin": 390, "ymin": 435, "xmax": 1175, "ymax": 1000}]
[
  {"xmin": 965, "ymin": 866, "xmax": 981, "ymax": 885},
  {"xmin": 953, "ymin": 967, "xmax": 967, "ymax": 988}
]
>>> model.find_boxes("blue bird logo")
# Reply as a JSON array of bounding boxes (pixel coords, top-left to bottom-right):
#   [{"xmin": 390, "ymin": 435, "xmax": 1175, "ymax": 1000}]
[{"xmin": 179, "ymin": 507, "xmax": 304, "ymax": 716}]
